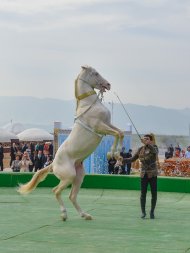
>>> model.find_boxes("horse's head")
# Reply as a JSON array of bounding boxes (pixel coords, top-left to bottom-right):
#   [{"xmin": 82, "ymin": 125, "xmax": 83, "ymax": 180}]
[{"xmin": 79, "ymin": 65, "xmax": 111, "ymax": 93}]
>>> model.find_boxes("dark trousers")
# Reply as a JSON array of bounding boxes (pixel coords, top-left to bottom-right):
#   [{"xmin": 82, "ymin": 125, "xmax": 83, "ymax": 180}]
[
  {"xmin": 126, "ymin": 164, "xmax": 131, "ymax": 175},
  {"xmin": 140, "ymin": 174, "xmax": 157, "ymax": 213},
  {"xmin": 0, "ymin": 159, "xmax": 3, "ymax": 171},
  {"xmin": 108, "ymin": 166, "xmax": 114, "ymax": 174}
]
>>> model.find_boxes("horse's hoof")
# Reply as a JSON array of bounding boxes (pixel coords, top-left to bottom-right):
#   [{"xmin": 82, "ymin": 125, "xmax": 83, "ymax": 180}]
[
  {"xmin": 114, "ymin": 151, "xmax": 120, "ymax": 159},
  {"xmin": 61, "ymin": 213, "xmax": 68, "ymax": 221},
  {"xmin": 81, "ymin": 212, "xmax": 93, "ymax": 220},
  {"xmin": 85, "ymin": 215, "xmax": 93, "ymax": 220}
]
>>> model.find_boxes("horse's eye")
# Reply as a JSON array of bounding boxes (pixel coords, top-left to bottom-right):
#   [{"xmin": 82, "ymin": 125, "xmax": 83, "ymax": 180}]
[{"xmin": 95, "ymin": 72, "xmax": 99, "ymax": 76}]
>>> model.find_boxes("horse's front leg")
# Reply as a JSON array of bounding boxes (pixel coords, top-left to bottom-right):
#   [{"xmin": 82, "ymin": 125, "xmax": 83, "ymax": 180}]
[
  {"xmin": 69, "ymin": 162, "xmax": 92, "ymax": 220},
  {"xmin": 111, "ymin": 135, "xmax": 119, "ymax": 155},
  {"xmin": 95, "ymin": 123, "xmax": 124, "ymax": 156},
  {"xmin": 117, "ymin": 131, "xmax": 124, "ymax": 153}
]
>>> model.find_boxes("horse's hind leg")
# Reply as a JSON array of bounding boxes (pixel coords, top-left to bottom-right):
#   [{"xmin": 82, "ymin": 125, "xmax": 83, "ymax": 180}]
[
  {"xmin": 69, "ymin": 163, "xmax": 92, "ymax": 220},
  {"xmin": 53, "ymin": 178, "xmax": 74, "ymax": 221}
]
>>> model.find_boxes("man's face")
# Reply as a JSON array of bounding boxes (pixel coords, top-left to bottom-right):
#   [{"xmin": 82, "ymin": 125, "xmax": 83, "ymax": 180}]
[{"xmin": 143, "ymin": 136, "xmax": 151, "ymax": 144}]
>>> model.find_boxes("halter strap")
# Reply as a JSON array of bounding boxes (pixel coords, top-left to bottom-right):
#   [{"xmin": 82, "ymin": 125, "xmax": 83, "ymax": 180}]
[
  {"xmin": 76, "ymin": 90, "xmax": 96, "ymax": 100},
  {"xmin": 75, "ymin": 78, "xmax": 96, "ymax": 101}
]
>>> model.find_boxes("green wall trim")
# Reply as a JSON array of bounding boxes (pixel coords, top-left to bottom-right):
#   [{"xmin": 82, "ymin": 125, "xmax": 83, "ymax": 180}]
[{"xmin": 0, "ymin": 173, "xmax": 190, "ymax": 193}]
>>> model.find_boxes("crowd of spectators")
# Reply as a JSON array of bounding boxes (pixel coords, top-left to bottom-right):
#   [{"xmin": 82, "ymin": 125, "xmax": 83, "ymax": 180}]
[
  {"xmin": 9, "ymin": 141, "xmax": 54, "ymax": 172},
  {"xmin": 0, "ymin": 142, "xmax": 4, "ymax": 171},
  {"xmin": 107, "ymin": 147, "xmax": 133, "ymax": 175},
  {"xmin": 165, "ymin": 144, "xmax": 190, "ymax": 159}
]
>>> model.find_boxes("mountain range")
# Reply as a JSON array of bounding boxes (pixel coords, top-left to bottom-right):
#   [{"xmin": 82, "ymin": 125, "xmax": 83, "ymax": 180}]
[{"xmin": 0, "ymin": 96, "xmax": 190, "ymax": 136}]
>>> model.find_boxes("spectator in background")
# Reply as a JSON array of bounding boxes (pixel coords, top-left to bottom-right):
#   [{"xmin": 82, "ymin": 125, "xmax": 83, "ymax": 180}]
[
  {"xmin": 35, "ymin": 142, "xmax": 40, "ymax": 152},
  {"xmin": 174, "ymin": 144, "xmax": 181, "ymax": 157},
  {"xmin": 120, "ymin": 147, "xmax": 128, "ymax": 174},
  {"xmin": 49, "ymin": 142, "xmax": 54, "ymax": 156},
  {"xmin": 0, "ymin": 143, "xmax": 4, "ymax": 171},
  {"xmin": 168, "ymin": 144, "xmax": 174, "ymax": 157},
  {"xmin": 174, "ymin": 147, "xmax": 181, "ymax": 157},
  {"xmin": 27, "ymin": 143, "xmax": 35, "ymax": 172},
  {"xmin": 35, "ymin": 142, "xmax": 43, "ymax": 152},
  {"xmin": 114, "ymin": 156, "xmax": 123, "ymax": 174},
  {"xmin": 30, "ymin": 142, "xmax": 35, "ymax": 155},
  {"xmin": 165, "ymin": 147, "xmax": 173, "ymax": 159},
  {"xmin": 10, "ymin": 142, "xmax": 18, "ymax": 166},
  {"xmin": 126, "ymin": 149, "xmax": 133, "ymax": 175},
  {"xmin": 11, "ymin": 155, "xmax": 21, "ymax": 172},
  {"xmin": 21, "ymin": 142, "xmax": 28, "ymax": 153},
  {"xmin": 43, "ymin": 155, "xmax": 53, "ymax": 168},
  {"xmin": 44, "ymin": 142, "xmax": 50, "ymax": 154},
  {"xmin": 19, "ymin": 151, "xmax": 33, "ymax": 172},
  {"xmin": 17, "ymin": 150, "xmax": 23, "ymax": 160},
  {"xmin": 34, "ymin": 150, "xmax": 45, "ymax": 172},
  {"xmin": 107, "ymin": 153, "xmax": 116, "ymax": 174},
  {"xmin": 185, "ymin": 146, "xmax": 190, "ymax": 159},
  {"xmin": 181, "ymin": 149, "xmax": 186, "ymax": 158}
]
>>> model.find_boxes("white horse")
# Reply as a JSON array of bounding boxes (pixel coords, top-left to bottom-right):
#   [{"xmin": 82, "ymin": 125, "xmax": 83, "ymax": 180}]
[{"xmin": 18, "ymin": 66, "xmax": 124, "ymax": 221}]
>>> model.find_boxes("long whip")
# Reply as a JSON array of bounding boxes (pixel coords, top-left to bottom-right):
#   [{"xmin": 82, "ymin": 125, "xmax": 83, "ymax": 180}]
[{"xmin": 114, "ymin": 92, "xmax": 142, "ymax": 141}]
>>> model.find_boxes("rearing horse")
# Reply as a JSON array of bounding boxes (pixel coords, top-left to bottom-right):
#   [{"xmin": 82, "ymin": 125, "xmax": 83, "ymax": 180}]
[{"xmin": 18, "ymin": 66, "xmax": 124, "ymax": 221}]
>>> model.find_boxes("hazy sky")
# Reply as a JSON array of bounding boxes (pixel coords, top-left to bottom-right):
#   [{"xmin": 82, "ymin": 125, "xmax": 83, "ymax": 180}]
[{"xmin": 0, "ymin": 0, "xmax": 189, "ymax": 109}]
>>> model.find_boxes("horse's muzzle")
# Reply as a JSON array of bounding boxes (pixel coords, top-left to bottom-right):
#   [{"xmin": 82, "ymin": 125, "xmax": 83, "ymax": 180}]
[{"xmin": 102, "ymin": 83, "xmax": 111, "ymax": 91}]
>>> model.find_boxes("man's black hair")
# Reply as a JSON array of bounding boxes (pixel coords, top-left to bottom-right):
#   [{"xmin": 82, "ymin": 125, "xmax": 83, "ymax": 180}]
[{"xmin": 144, "ymin": 134, "xmax": 153, "ymax": 141}]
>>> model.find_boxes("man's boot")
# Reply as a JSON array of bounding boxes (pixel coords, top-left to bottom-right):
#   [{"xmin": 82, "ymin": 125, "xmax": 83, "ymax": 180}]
[
  {"xmin": 140, "ymin": 196, "xmax": 146, "ymax": 219},
  {"xmin": 150, "ymin": 194, "xmax": 157, "ymax": 219}
]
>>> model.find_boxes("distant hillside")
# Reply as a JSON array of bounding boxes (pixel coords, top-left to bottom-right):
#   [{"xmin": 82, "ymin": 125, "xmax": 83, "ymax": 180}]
[
  {"xmin": 0, "ymin": 96, "xmax": 75, "ymax": 132},
  {"xmin": 0, "ymin": 96, "xmax": 190, "ymax": 135},
  {"xmin": 113, "ymin": 103, "xmax": 190, "ymax": 136}
]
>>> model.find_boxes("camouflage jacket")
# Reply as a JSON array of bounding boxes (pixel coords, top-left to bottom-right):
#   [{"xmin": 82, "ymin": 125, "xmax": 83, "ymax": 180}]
[{"xmin": 125, "ymin": 144, "xmax": 158, "ymax": 178}]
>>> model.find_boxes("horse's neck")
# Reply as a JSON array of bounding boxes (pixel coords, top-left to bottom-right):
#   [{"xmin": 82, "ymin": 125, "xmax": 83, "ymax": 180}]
[
  {"xmin": 76, "ymin": 79, "xmax": 93, "ymax": 96},
  {"xmin": 75, "ymin": 79, "xmax": 99, "ymax": 116}
]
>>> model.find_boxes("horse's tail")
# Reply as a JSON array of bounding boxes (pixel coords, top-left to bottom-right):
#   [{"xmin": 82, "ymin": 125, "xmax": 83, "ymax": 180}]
[{"xmin": 18, "ymin": 164, "xmax": 53, "ymax": 195}]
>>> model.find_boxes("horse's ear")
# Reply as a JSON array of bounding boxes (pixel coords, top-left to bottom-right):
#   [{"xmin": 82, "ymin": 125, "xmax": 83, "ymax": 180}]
[{"xmin": 81, "ymin": 65, "xmax": 90, "ymax": 70}]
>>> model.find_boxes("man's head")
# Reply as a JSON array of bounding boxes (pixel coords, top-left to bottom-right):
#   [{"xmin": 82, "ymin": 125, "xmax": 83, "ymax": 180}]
[
  {"xmin": 143, "ymin": 134, "xmax": 153, "ymax": 141},
  {"xmin": 142, "ymin": 134, "xmax": 153, "ymax": 145}
]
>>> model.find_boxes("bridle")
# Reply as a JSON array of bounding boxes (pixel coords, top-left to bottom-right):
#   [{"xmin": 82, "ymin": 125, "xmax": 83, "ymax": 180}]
[
  {"xmin": 75, "ymin": 74, "xmax": 104, "ymax": 116},
  {"xmin": 75, "ymin": 72, "xmax": 104, "ymax": 101},
  {"xmin": 75, "ymin": 77, "xmax": 96, "ymax": 101}
]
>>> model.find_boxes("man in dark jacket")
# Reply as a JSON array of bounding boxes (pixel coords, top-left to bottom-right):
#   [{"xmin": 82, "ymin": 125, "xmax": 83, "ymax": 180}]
[
  {"xmin": 34, "ymin": 150, "xmax": 46, "ymax": 172},
  {"xmin": 125, "ymin": 134, "xmax": 158, "ymax": 219},
  {"xmin": 120, "ymin": 147, "xmax": 128, "ymax": 174},
  {"xmin": 107, "ymin": 155, "xmax": 116, "ymax": 174},
  {"xmin": 0, "ymin": 143, "xmax": 4, "ymax": 171},
  {"xmin": 10, "ymin": 142, "xmax": 18, "ymax": 166},
  {"xmin": 125, "ymin": 149, "xmax": 133, "ymax": 175}
]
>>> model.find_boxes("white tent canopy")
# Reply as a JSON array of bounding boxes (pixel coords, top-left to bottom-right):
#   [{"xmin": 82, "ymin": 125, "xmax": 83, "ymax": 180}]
[
  {"xmin": 0, "ymin": 128, "xmax": 18, "ymax": 142},
  {"xmin": 17, "ymin": 128, "xmax": 54, "ymax": 142},
  {"xmin": 2, "ymin": 122, "xmax": 25, "ymax": 135}
]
